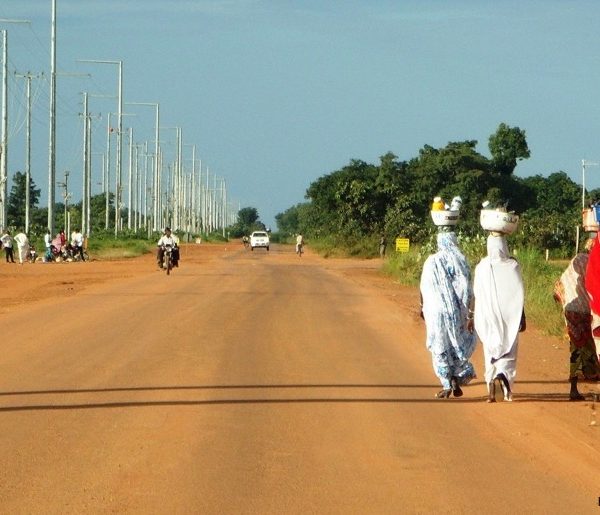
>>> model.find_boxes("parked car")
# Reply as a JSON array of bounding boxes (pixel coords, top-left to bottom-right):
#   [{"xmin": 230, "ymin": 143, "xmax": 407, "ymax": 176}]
[{"xmin": 250, "ymin": 231, "xmax": 270, "ymax": 251}]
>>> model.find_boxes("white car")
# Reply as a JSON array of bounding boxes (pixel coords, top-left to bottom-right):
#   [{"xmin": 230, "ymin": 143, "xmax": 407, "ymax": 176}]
[{"xmin": 250, "ymin": 231, "xmax": 270, "ymax": 251}]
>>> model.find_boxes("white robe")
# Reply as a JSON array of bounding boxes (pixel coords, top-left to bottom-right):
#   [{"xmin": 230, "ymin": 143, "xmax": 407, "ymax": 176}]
[
  {"xmin": 473, "ymin": 235, "xmax": 524, "ymax": 388},
  {"xmin": 14, "ymin": 232, "xmax": 29, "ymax": 264}
]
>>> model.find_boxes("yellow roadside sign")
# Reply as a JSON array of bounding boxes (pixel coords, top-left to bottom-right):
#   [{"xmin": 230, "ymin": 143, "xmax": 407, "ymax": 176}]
[{"xmin": 395, "ymin": 237, "xmax": 410, "ymax": 253}]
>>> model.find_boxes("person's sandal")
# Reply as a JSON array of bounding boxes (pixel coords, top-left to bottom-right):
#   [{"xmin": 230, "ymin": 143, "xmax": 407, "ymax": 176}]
[
  {"xmin": 487, "ymin": 380, "xmax": 496, "ymax": 403},
  {"xmin": 450, "ymin": 376, "xmax": 463, "ymax": 398},
  {"xmin": 497, "ymin": 373, "xmax": 513, "ymax": 402},
  {"xmin": 435, "ymin": 389, "xmax": 452, "ymax": 399}
]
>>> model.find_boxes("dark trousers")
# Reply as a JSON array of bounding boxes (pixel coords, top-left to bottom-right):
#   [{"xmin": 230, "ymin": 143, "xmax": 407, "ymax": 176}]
[
  {"xmin": 4, "ymin": 247, "xmax": 14, "ymax": 262},
  {"xmin": 157, "ymin": 247, "xmax": 179, "ymax": 266},
  {"xmin": 73, "ymin": 244, "xmax": 85, "ymax": 261}
]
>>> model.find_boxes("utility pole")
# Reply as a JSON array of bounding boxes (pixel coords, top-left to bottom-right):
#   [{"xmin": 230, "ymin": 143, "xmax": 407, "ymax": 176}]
[
  {"xmin": 57, "ymin": 170, "xmax": 70, "ymax": 235},
  {"xmin": 77, "ymin": 59, "xmax": 123, "ymax": 236},
  {"xmin": 0, "ymin": 19, "xmax": 30, "ymax": 230},
  {"xmin": 127, "ymin": 126, "xmax": 133, "ymax": 229},
  {"xmin": 48, "ymin": 0, "xmax": 57, "ymax": 234},
  {"xmin": 105, "ymin": 112, "xmax": 112, "ymax": 229},
  {"xmin": 15, "ymin": 72, "xmax": 41, "ymax": 233},
  {"xmin": 125, "ymin": 102, "xmax": 159, "ymax": 232},
  {"xmin": 81, "ymin": 92, "xmax": 89, "ymax": 236},
  {"xmin": 0, "ymin": 30, "xmax": 7, "ymax": 231}
]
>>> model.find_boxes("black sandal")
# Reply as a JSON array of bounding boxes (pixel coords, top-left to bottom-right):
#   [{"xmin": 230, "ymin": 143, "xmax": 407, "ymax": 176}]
[
  {"xmin": 450, "ymin": 376, "xmax": 463, "ymax": 398},
  {"xmin": 487, "ymin": 380, "xmax": 496, "ymax": 403},
  {"xmin": 497, "ymin": 373, "xmax": 512, "ymax": 402}
]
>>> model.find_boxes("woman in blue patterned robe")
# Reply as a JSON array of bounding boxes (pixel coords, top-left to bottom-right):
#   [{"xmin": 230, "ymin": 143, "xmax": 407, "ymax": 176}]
[{"xmin": 420, "ymin": 231, "xmax": 477, "ymax": 398}]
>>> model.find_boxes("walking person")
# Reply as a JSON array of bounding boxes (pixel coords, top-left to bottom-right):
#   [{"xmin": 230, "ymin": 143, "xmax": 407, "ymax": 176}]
[
  {"xmin": 472, "ymin": 234, "xmax": 525, "ymax": 402},
  {"xmin": 420, "ymin": 230, "xmax": 477, "ymax": 398},
  {"xmin": 554, "ymin": 237, "xmax": 600, "ymax": 400},
  {"xmin": 295, "ymin": 233, "xmax": 304, "ymax": 256},
  {"xmin": 379, "ymin": 235, "xmax": 386, "ymax": 258},
  {"xmin": 44, "ymin": 229, "xmax": 52, "ymax": 262},
  {"xmin": 13, "ymin": 231, "xmax": 30, "ymax": 265},
  {"xmin": 0, "ymin": 230, "xmax": 15, "ymax": 263}
]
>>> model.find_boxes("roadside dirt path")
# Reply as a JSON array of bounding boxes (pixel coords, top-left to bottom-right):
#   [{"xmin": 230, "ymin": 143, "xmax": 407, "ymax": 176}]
[{"xmin": 0, "ymin": 243, "xmax": 598, "ymax": 513}]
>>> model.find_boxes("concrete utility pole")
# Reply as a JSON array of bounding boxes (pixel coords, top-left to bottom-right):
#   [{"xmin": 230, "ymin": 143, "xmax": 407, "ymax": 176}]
[
  {"xmin": 15, "ymin": 72, "xmax": 42, "ymax": 233},
  {"xmin": 0, "ymin": 30, "xmax": 7, "ymax": 231},
  {"xmin": 105, "ymin": 112, "xmax": 112, "ymax": 229},
  {"xmin": 77, "ymin": 59, "xmax": 123, "ymax": 236},
  {"xmin": 81, "ymin": 92, "xmax": 89, "ymax": 236},
  {"xmin": 125, "ymin": 102, "xmax": 159, "ymax": 231},
  {"xmin": 127, "ymin": 126, "xmax": 133, "ymax": 229},
  {"xmin": 0, "ymin": 19, "xmax": 29, "ymax": 230},
  {"xmin": 48, "ymin": 0, "xmax": 57, "ymax": 234},
  {"xmin": 57, "ymin": 170, "xmax": 70, "ymax": 235}
]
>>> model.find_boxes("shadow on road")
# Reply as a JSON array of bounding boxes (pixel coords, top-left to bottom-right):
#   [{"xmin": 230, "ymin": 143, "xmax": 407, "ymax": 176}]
[{"xmin": 0, "ymin": 381, "xmax": 589, "ymax": 411}]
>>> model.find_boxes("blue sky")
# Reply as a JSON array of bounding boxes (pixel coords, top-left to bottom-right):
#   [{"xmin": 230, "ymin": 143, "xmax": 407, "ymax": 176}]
[{"xmin": 1, "ymin": 0, "xmax": 600, "ymax": 228}]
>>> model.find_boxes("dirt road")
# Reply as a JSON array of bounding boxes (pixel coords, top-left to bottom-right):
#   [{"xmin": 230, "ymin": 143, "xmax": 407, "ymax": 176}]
[{"xmin": 0, "ymin": 243, "xmax": 598, "ymax": 513}]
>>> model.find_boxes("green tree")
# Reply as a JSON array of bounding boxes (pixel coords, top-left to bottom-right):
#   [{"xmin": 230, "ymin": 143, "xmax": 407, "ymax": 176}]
[
  {"xmin": 229, "ymin": 206, "xmax": 264, "ymax": 237},
  {"xmin": 275, "ymin": 203, "xmax": 302, "ymax": 237},
  {"xmin": 7, "ymin": 171, "xmax": 41, "ymax": 228},
  {"xmin": 488, "ymin": 123, "xmax": 530, "ymax": 175},
  {"xmin": 521, "ymin": 172, "xmax": 580, "ymax": 215}
]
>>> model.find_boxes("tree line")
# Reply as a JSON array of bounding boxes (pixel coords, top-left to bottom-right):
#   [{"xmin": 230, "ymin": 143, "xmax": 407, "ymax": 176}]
[{"xmin": 275, "ymin": 123, "xmax": 592, "ymax": 254}]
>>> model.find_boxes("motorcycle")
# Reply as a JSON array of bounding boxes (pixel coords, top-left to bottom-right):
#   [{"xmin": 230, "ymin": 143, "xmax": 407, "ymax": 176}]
[{"xmin": 27, "ymin": 245, "xmax": 37, "ymax": 263}]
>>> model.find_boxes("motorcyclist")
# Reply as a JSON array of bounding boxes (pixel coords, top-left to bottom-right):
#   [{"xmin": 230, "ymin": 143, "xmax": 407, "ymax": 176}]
[{"xmin": 157, "ymin": 227, "xmax": 180, "ymax": 268}]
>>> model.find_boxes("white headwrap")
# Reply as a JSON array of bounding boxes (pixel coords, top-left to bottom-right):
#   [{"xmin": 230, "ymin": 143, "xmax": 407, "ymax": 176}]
[{"xmin": 473, "ymin": 235, "xmax": 524, "ymax": 360}]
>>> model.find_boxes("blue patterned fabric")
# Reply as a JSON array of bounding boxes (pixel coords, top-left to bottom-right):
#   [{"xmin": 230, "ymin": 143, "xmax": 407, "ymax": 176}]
[{"xmin": 420, "ymin": 232, "xmax": 477, "ymax": 389}]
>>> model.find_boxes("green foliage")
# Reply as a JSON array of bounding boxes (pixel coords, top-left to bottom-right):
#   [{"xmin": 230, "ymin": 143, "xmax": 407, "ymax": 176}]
[
  {"xmin": 510, "ymin": 248, "xmax": 565, "ymax": 336},
  {"xmin": 228, "ymin": 206, "xmax": 265, "ymax": 237},
  {"xmin": 87, "ymin": 236, "xmax": 154, "ymax": 259},
  {"xmin": 488, "ymin": 123, "xmax": 531, "ymax": 175},
  {"xmin": 275, "ymin": 204, "xmax": 301, "ymax": 237},
  {"xmin": 275, "ymin": 122, "xmax": 586, "ymax": 256},
  {"xmin": 7, "ymin": 171, "xmax": 41, "ymax": 229},
  {"xmin": 385, "ymin": 239, "xmax": 565, "ymax": 336},
  {"xmin": 382, "ymin": 246, "xmax": 423, "ymax": 286}
]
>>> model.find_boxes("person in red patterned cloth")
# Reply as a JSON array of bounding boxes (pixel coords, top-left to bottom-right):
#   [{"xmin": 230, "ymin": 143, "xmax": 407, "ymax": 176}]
[{"xmin": 556, "ymin": 237, "xmax": 600, "ymax": 400}]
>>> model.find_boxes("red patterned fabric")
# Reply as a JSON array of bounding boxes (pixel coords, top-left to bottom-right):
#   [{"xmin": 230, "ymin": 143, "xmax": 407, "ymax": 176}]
[{"xmin": 585, "ymin": 234, "xmax": 600, "ymax": 318}]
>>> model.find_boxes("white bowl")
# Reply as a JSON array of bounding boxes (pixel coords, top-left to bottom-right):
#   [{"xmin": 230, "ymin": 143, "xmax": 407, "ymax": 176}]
[
  {"xmin": 480, "ymin": 209, "xmax": 519, "ymax": 234},
  {"xmin": 431, "ymin": 210, "xmax": 459, "ymax": 226}
]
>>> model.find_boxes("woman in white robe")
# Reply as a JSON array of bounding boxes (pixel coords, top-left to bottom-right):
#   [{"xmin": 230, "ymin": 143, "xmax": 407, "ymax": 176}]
[{"xmin": 473, "ymin": 234, "xmax": 525, "ymax": 402}]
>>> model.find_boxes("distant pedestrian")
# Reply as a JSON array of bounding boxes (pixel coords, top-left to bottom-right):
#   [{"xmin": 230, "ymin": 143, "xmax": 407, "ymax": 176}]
[
  {"xmin": 379, "ymin": 235, "xmax": 386, "ymax": 258},
  {"xmin": 472, "ymin": 234, "xmax": 525, "ymax": 402},
  {"xmin": 0, "ymin": 230, "xmax": 15, "ymax": 263},
  {"xmin": 44, "ymin": 229, "xmax": 52, "ymax": 261},
  {"xmin": 554, "ymin": 237, "xmax": 600, "ymax": 400},
  {"xmin": 296, "ymin": 233, "xmax": 304, "ymax": 255},
  {"xmin": 59, "ymin": 229, "xmax": 66, "ymax": 248},
  {"xmin": 13, "ymin": 231, "xmax": 30, "ymax": 265}
]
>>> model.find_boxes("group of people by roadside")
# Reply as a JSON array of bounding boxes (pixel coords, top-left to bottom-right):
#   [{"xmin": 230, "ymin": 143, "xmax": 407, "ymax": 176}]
[
  {"xmin": 0, "ymin": 228, "xmax": 87, "ymax": 264},
  {"xmin": 0, "ymin": 230, "xmax": 33, "ymax": 264},
  {"xmin": 420, "ymin": 197, "xmax": 600, "ymax": 402}
]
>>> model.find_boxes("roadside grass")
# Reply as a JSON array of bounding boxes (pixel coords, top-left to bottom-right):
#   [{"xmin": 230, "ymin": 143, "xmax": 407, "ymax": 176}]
[
  {"xmin": 86, "ymin": 238, "xmax": 155, "ymax": 260},
  {"xmin": 306, "ymin": 235, "xmax": 381, "ymax": 259},
  {"xmin": 382, "ymin": 244, "xmax": 567, "ymax": 337}
]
